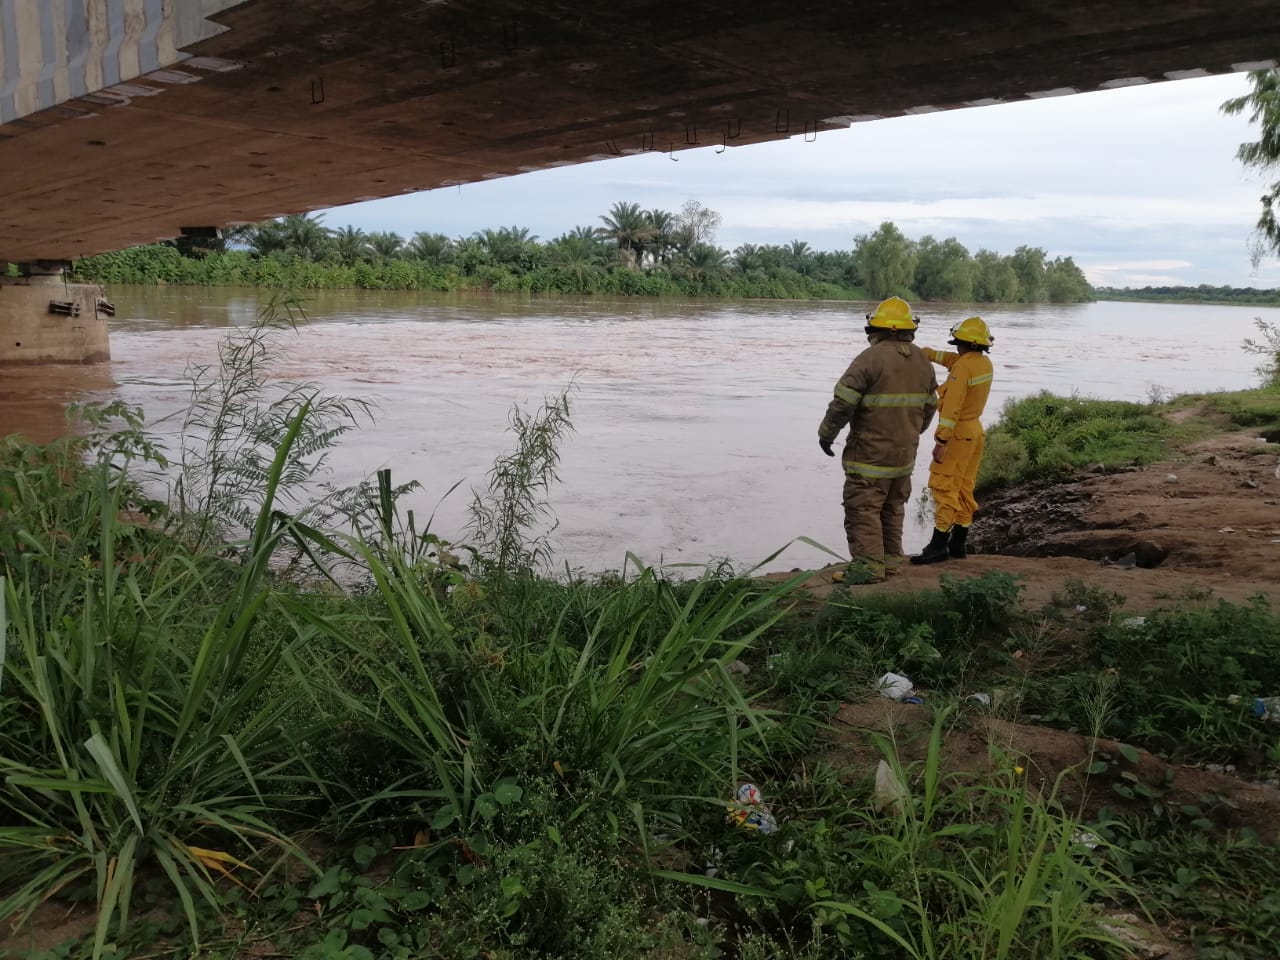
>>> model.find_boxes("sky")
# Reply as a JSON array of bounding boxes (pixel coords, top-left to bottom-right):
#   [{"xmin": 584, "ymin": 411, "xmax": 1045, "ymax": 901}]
[{"xmin": 322, "ymin": 73, "xmax": 1278, "ymax": 290}]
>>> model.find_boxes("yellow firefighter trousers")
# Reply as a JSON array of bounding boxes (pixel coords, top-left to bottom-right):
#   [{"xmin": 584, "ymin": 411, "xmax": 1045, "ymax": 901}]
[
  {"xmin": 842, "ymin": 473, "xmax": 912, "ymax": 579},
  {"xmin": 929, "ymin": 419, "xmax": 984, "ymax": 530}
]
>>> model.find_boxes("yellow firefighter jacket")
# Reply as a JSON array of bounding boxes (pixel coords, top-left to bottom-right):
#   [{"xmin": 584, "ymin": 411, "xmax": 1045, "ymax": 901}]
[
  {"xmin": 819, "ymin": 336, "xmax": 938, "ymax": 479},
  {"xmin": 924, "ymin": 348, "xmax": 993, "ymax": 442}
]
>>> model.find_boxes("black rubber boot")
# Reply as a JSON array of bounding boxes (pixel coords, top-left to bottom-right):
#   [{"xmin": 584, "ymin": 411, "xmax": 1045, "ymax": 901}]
[
  {"xmin": 910, "ymin": 527, "xmax": 951, "ymax": 565},
  {"xmin": 949, "ymin": 524, "xmax": 970, "ymax": 559}
]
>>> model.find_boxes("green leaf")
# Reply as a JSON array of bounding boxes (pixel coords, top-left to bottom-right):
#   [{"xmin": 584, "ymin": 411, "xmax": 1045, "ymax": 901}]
[
  {"xmin": 403, "ymin": 890, "xmax": 431, "ymax": 911},
  {"xmin": 1086, "ymin": 760, "xmax": 1110, "ymax": 775},
  {"xmin": 493, "ymin": 780, "xmax": 523, "ymax": 806},
  {"xmin": 431, "ymin": 803, "xmax": 459, "ymax": 831},
  {"xmin": 500, "ymin": 875, "xmax": 525, "ymax": 898},
  {"xmin": 1117, "ymin": 742, "xmax": 1141, "ymax": 764},
  {"xmin": 83, "ymin": 733, "xmax": 143, "ymax": 833},
  {"xmin": 309, "ymin": 866, "xmax": 346, "ymax": 899},
  {"xmin": 474, "ymin": 794, "xmax": 500, "ymax": 821},
  {"xmin": 353, "ymin": 843, "xmax": 378, "ymax": 869},
  {"xmin": 545, "ymin": 824, "xmax": 562, "ymax": 845}
]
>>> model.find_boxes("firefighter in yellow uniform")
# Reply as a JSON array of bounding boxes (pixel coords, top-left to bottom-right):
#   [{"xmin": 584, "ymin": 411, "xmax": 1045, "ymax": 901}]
[
  {"xmin": 818, "ymin": 297, "xmax": 938, "ymax": 583},
  {"xmin": 911, "ymin": 316, "xmax": 994, "ymax": 564}
]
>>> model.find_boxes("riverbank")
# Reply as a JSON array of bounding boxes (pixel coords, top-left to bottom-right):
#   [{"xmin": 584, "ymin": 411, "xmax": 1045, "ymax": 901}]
[
  {"xmin": 791, "ymin": 387, "xmax": 1280, "ymax": 607},
  {"xmin": 65, "ymin": 240, "xmax": 1093, "ymax": 304}
]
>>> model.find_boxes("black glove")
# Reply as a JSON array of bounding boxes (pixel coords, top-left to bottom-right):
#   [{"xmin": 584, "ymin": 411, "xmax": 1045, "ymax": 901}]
[{"xmin": 819, "ymin": 438, "xmax": 835, "ymax": 457}]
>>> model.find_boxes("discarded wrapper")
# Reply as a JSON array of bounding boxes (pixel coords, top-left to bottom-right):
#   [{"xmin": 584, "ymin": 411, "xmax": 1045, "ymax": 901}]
[
  {"xmin": 876, "ymin": 672, "xmax": 914, "ymax": 701},
  {"xmin": 726, "ymin": 782, "xmax": 777, "ymax": 834},
  {"xmin": 873, "ymin": 760, "xmax": 909, "ymax": 816},
  {"xmin": 1072, "ymin": 829, "xmax": 1102, "ymax": 850}
]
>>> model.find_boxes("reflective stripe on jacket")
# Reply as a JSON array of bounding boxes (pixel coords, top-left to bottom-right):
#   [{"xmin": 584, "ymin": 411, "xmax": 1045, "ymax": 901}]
[
  {"xmin": 925, "ymin": 348, "xmax": 993, "ymax": 443},
  {"xmin": 819, "ymin": 337, "xmax": 938, "ymax": 478}
]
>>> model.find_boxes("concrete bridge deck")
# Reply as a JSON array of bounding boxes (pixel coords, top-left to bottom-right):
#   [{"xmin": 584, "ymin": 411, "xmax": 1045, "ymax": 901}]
[{"xmin": 0, "ymin": 0, "xmax": 1277, "ymax": 265}]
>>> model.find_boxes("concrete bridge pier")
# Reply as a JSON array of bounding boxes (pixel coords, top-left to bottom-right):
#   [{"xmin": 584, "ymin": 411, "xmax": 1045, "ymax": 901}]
[{"xmin": 0, "ymin": 262, "xmax": 111, "ymax": 365}]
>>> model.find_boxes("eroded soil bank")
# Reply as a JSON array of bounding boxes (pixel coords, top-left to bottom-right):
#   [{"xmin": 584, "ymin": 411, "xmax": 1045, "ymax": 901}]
[{"xmin": 791, "ymin": 423, "xmax": 1280, "ymax": 611}]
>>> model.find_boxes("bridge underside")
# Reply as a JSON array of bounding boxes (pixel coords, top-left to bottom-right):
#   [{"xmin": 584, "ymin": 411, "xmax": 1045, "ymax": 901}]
[{"xmin": 1, "ymin": 0, "xmax": 1277, "ymax": 263}]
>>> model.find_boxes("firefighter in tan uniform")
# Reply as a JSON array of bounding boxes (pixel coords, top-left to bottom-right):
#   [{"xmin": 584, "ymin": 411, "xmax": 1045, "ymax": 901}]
[
  {"xmin": 911, "ymin": 316, "xmax": 995, "ymax": 565},
  {"xmin": 818, "ymin": 297, "xmax": 938, "ymax": 583}
]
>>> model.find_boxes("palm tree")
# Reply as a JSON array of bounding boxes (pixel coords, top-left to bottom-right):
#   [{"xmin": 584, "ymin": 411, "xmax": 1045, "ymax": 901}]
[
  {"xmin": 367, "ymin": 231, "xmax": 404, "ymax": 261},
  {"xmin": 562, "ymin": 225, "xmax": 600, "ymax": 244},
  {"xmin": 732, "ymin": 243, "xmax": 762, "ymax": 276},
  {"xmin": 451, "ymin": 236, "xmax": 490, "ymax": 275},
  {"xmin": 332, "ymin": 226, "xmax": 370, "ymax": 264},
  {"xmin": 646, "ymin": 208, "xmax": 677, "ymax": 265},
  {"xmin": 787, "ymin": 240, "xmax": 814, "ymax": 275},
  {"xmin": 406, "ymin": 231, "xmax": 452, "ymax": 262},
  {"xmin": 597, "ymin": 201, "xmax": 653, "ymax": 269},
  {"xmin": 685, "ymin": 243, "xmax": 729, "ymax": 283},
  {"xmin": 477, "ymin": 226, "xmax": 538, "ymax": 266},
  {"xmin": 279, "ymin": 213, "xmax": 332, "ymax": 262},
  {"xmin": 235, "ymin": 220, "xmax": 285, "ymax": 257},
  {"xmin": 549, "ymin": 234, "xmax": 605, "ymax": 282}
]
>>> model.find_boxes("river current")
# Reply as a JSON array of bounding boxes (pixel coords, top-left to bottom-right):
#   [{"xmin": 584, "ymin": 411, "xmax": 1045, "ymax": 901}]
[{"xmin": 4, "ymin": 288, "xmax": 1276, "ymax": 572}]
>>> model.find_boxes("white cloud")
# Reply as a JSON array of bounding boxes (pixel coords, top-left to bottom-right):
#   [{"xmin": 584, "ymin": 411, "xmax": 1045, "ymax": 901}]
[{"xmin": 1082, "ymin": 259, "xmax": 1196, "ymax": 285}]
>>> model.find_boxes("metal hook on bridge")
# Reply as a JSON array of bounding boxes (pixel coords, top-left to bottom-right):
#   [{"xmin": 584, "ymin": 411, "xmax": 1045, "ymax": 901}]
[
  {"xmin": 668, "ymin": 143, "xmax": 679, "ymax": 161},
  {"xmin": 685, "ymin": 124, "xmax": 698, "ymax": 145},
  {"xmin": 641, "ymin": 130, "xmax": 655, "ymax": 152},
  {"xmin": 775, "ymin": 109, "xmax": 789, "ymax": 134},
  {"xmin": 726, "ymin": 117, "xmax": 742, "ymax": 140},
  {"xmin": 310, "ymin": 77, "xmax": 325, "ymax": 104},
  {"xmin": 605, "ymin": 139, "xmax": 622, "ymax": 156},
  {"xmin": 715, "ymin": 133, "xmax": 726, "ymax": 154},
  {"xmin": 804, "ymin": 119, "xmax": 818, "ymax": 143}
]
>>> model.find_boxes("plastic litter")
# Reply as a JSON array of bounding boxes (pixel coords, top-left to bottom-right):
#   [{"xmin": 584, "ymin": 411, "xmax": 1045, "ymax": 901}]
[
  {"xmin": 876, "ymin": 672, "xmax": 914, "ymax": 700},
  {"xmin": 726, "ymin": 783, "xmax": 777, "ymax": 834},
  {"xmin": 1164, "ymin": 473, "xmax": 1178, "ymax": 483},
  {"xmin": 1072, "ymin": 829, "xmax": 1102, "ymax": 850},
  {"xmin": 1228, "ymin": 695, "xmax": 1280, "ymax": 725},
  {"xmin": 873, "ymin": 760, "xmax": 909, "ymax": 816},
  {"xmin": 967, "ymin": 692, "xmax": 992, "ymax": 706},
  {"xmin": 1121, "ymin": 616, "xmax": 1147, "ymax": 628}
]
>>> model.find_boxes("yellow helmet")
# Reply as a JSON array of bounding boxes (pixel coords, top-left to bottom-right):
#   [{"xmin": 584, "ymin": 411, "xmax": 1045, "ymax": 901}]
[
  {"xmin": 865, "ymin": 296, "xmax": 918, "ymax": 331},
  {"xmin": 948, "ymin": 316, "xmax": 993, "ymax": 348}
]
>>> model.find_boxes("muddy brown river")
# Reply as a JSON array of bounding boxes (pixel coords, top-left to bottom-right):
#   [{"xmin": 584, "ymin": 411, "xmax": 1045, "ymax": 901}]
[{"xmin": 3, "ymin": 287, "xmax": 1276, "ymax": 572}]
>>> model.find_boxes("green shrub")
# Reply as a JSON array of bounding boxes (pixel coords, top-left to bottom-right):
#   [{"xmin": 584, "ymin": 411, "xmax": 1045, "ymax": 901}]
[{"xmin": 978, "ymin": 392, "xmax": 1171, "ymax": 493}]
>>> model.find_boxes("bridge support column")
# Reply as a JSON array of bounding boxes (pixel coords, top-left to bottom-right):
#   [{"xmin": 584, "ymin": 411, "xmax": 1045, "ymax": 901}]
[{"xmin": 0, "ymin": 262, "xmax": 111, "ymax": 365}]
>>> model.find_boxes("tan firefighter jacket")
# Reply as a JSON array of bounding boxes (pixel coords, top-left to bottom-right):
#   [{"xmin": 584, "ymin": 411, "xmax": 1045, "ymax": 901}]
[{"xmin": 818, "ymin": 336, "xmax": 938, "ymax": 479}]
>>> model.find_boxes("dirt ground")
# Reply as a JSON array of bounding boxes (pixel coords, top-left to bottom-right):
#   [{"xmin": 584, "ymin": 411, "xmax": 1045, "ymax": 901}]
[{"xmin": 782, "ymin": 426, "xmax": 1280, "ymax": 612}]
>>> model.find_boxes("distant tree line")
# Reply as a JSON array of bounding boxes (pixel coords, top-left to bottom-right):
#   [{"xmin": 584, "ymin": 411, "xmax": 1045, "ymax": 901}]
[
  {"xmin": 72, "ymin": 203, "xmax": 1093, "ymax": 303},
  {"xmin": 1094, "ymin": 285, "xmax": 1280, "ymax": 305}
]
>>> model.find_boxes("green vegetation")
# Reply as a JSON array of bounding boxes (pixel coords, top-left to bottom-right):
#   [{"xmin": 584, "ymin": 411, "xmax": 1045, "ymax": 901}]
[
  {"xmin": 978, "ymin": 376, "xmax": 1280, "ymax": 494},
  {"xmin": 977, "ymin": 392, "xmax": 1173, "ymax": 493},
  {"xmin": 70, "ymin": 205, "xmax": 1092, "ymax": 303},
  {"xmin": 6, "ymin": 303, "xmax": 1278, "ymax": 959},
  {"xmin": 1094, "ymin": 284, "xmax": 1280, "ymax": 305},
  {"xmin": 1222, "ymin": 68, "xmax": 1280, "ymax": 265}
]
